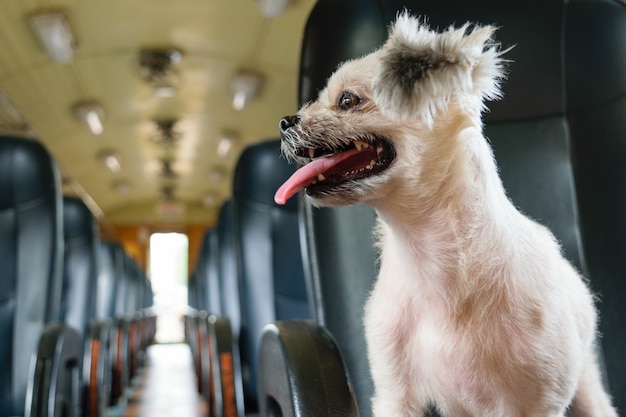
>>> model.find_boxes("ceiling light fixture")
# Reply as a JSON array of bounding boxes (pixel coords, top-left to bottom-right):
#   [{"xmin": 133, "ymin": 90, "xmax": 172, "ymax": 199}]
[
  {"xmin": 159, "ymin": 159, "xmax": 177, "ymax": 179},
  {"xmin": 231, "ymin": 70, "xmax": 264, "ymax": 111},
  {"xmin": 136, "ymin": 48, "xmax": 183, "ymax": 98},
  {"xmin": 73, "ymin": 101, "xmax": 105, "ymax": 135},
  {"xmin": 97, "ymin": 149, "xmax": 122, "ymax": 172},
  {"xmin": 256, "ymin": 0, "xmax": 292, "ymax": 17},
  {"xmin": 202, "ymin": 192, "xmax": 219, "ymax": 208},
  {"xmin": 217, "ymin": 130, "xmax": 240, "ymax": 158},
  {"xmin": 209, "ymin": 167, "xmax": 227, "ymax": 184},
  {"xmin": 155, "ymin": 185, "xmax": 185, "ymax": 219},
  {"xmin": 28, "ymin": 10, "xmax": 76, "ymax": 64},
  {"xmin": 152, "ymin": 119, "xmax": 181, "ymax": 145},
  {"xmin": 113, "ymin": 179, "xmax": 130, "ymax": 195},
  {"xmin": 160, "ymin": 185, "xmax": 176, "ymax": 201}
]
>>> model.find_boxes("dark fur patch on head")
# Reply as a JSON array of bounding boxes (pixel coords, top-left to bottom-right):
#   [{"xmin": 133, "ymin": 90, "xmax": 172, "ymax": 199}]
[
  {"xmin": 373, "ymin": 14, "xmax": 506, "ymax": 125},
  {"xmin": 380, "ymin": 42, "xmax": 458, "ymax": 105}
]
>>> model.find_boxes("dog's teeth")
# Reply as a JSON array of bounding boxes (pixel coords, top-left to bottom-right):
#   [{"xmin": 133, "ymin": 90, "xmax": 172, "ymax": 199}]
[
  {"xmin": 308, "ymin": 148, "xmax": 315, "ymax": 158},
  {"xmin": 367, "ymin": 160, "xmax": 376, "ymax": 169},
  {"xmin": 354, "ymin": 140, "xmax": 369, "ymax": 151},
  {"xmin": 317, "ymin": 173, "xmax": 326, "ymax": 181},
  {"xmin": 376, "ymin": 144, "xmax": 383, "ymax": 156}
]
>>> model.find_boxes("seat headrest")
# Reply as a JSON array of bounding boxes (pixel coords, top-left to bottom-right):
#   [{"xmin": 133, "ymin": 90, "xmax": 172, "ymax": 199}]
[
  {"xmin": 0, "ymin": 136, "xmax": 59, "ymax": 210},
  {"xmin": 234, "ymin": 140, "xmax": 298, "ymax": 210},
  {"xmin": 63, "ymin": 196, "xmax": 95, "ymax": 241},
  {"xmin": 299, "ymin": 0, "xmax": 626, "ymax": 122}
]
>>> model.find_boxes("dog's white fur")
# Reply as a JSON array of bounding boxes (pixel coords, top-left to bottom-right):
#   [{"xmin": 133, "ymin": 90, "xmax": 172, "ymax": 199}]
[{"xmin": 279, "ymin": 13, "xmax": 618, "ymax": 417}]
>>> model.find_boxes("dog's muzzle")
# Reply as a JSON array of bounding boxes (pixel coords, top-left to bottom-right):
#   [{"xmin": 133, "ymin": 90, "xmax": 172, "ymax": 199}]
[{"xmin": 279, "ymin": 115, "xmax": 301, "ymax": 139}]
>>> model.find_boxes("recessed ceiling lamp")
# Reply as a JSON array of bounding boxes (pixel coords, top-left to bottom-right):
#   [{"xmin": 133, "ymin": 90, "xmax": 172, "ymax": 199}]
[
  {"xmin": 28, "ymin": 10, "xmax": 76, "ymax": 64},
  {"xmin": 231, "ymin": 70, "xmax": 264, "ymax": 111},
  {"xmin": 202, "ymin": 192, "xmax": 219, "ymax": 208},
  {"xmin": 97, "ymin": 149, "xmax": 122, "ymax": 172},
  {"xmin": 217, "ymin": 130, "xmax": 240, "ymax": 158},
  {"xmin": 257, "ymin": 0, "xmax": 292, "ymax": 17},
  {"xmin": 209, "ymin": 167, "xmax": 227, "ymax": 184},
  {"xmin": 113, "ymin": 179, "xmax": 130, "ymax": 195},
  {"xmin": 136, "ymin": 48, "xmax": 183, "ymax": 98},
  {"xmin": 72, "ymin": 101, "xmax": 105, "ymax": 135}
]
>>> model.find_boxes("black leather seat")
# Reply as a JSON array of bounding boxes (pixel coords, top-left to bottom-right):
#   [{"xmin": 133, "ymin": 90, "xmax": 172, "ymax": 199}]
[
  {"xmin": 135, "ymin": 264, "xmax": 154, "ymax": 371},
  {"xmin": 184, "ymin": 269, "xmax": 203, "ymax": 392},
  {"xmin": 61, "ymin": 197, "xmax": 99, "ymax": 341},
  {"xmin": 191, "ymin": 227, "xmax": 221, "ymax": 408},
  {"xmin": 198, "ymin": 228, "xmax": 222, "ymax": 315},
  {"xmin": 232, "ymin": 140, "xmax": 312, "ymax": 414},
  {"xmin": 97, "ymin": 240, "xmax": 127, "ymax": 407},
  {"xmin": 61, "ymin": 196, "xmax": 113, "ymax": 417},
  {"xmin": 104, "ymin": 245, "xmax": 153, "ymax": 406},
  {"xmin": 123, "ymin": 255, "xmax": 142, "ymax": 379},
  {"xmin": 101, "ymin": 241, "xmax": 132, "ymax": 404},
  {"xmin": 258, "ymin": 0, "xmax": 626, "ymax": 415},
  {"xmin": 97, "ymin": 241, "xmax": 123, "ymax": 322},
  {"xmin": 195, "ymin": 202, "xmax": 248, "ymax": 417},
  {"xmin": 0, "ymin": 136, "xmax": 81, "ymax": 417},
  {"xmin": 213, "ymin": 199, "xmax": 245, "ymax": 417},
  {"xmin": 120, "ymin": 253, "xmax": 151, "ymax": 385}
]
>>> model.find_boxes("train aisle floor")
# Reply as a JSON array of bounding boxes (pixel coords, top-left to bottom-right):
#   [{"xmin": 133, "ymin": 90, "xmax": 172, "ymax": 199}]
[{"xmin": 107, "ymin": 343, "xmax": 208, "ymax": 417}]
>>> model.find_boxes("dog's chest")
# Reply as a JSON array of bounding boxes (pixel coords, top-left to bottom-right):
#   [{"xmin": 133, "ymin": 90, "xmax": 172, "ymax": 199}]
[
  {"xmin": 368, "ymin": 252, "xmax": 461, "ymax": 373},
  {"xmin": 366, "ymin": 231, "xmax": 501, "ymax": 403}
]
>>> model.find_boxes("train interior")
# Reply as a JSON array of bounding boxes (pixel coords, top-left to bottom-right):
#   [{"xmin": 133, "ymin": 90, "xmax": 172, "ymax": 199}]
[{"xmin": 0, "ymin": 0, "xmax": 625, "ymax": 417}]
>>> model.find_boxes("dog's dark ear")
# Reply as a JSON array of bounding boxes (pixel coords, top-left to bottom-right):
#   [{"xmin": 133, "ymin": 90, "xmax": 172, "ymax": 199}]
[{"xmin": 372, "ymin": 13, "xmax": 506, "ymax": 126}]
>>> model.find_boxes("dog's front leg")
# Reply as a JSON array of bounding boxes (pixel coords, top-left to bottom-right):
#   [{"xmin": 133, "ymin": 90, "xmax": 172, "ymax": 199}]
[
  {"xmin": 366, "ymin": 294, "xmax": 429, "ymax": 417},
  {"xmin": 369, "ymin": 351, "xmax": 429, "ymax": 417},
  {"xmin": 568, "ymin": 349, "xmax": 618, "ymax": 417}
]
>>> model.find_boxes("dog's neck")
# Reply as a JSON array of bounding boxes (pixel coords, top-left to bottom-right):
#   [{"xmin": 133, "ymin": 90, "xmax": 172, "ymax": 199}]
[
  {"xmin": 373, "ymin": 119, "xmax": 516, "ymax": 261},
  {"xmin": 370, "ymin": 115, "xmax": 512, "ymax": 224}
]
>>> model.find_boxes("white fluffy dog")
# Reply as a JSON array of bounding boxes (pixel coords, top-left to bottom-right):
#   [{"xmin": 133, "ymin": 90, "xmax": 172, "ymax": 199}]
[{"xmin": 274, "ymin": 13, "xmax": 617, "ymax": 417}]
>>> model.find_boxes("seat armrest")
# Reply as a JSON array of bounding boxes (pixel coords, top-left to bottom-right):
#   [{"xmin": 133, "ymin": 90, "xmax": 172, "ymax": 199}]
[
  {"xmin": 111, "ymin": 318, "xmax": 129, "ymax": 404},
  {"xmin": 26, "ymin": 322, "xmax": 82, "ymax": 417},
  {"xmin": 258, "ymin": 320, "xmax": 359, "ymax": 417},
  {"xmin": 209, "ymin": 315, "xmax": 245, "ymax": 417},
  {"xmin": 84, "ymin": 319, "xmax": 114, "ymax": 416}
]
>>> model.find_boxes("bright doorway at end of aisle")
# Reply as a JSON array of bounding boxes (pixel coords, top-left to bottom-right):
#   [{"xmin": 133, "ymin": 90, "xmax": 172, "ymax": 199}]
[{"xmin": 149, "ymin": 232, "xmax": 188, "ymax": 343}]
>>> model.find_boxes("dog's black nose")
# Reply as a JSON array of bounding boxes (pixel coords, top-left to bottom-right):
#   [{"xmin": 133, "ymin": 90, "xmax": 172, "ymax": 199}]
[{"xmin": 279, "ymin": 115, "xmax": 300, "ymax": 135}]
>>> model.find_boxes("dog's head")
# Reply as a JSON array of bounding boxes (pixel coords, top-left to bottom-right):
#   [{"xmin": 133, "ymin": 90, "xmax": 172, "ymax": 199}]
[{"xmin": 275, "ymin": 13, "xmax": 506, "ymax": 208}]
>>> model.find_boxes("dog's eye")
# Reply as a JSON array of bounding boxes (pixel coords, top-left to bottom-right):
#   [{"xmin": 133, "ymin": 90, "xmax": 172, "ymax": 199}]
[{"xmin": 337, "ymin": 91, "xmax": 362, "ymax": 111}]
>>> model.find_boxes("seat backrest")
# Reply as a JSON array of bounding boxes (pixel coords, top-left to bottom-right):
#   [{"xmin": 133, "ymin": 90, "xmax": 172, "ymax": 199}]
[
  {"xmin": 197, "ymin": 227, "xmax": 221, "ymax": 315},
  {"xmin": 232, "ymin": 140, "xmax": 311, "ymax": 412},
  {"xmin": 299, "ymin": 203, "xmax": 377, "ymax": 415},
  {"xmin": 298, "ymin": 0, "xmax": 626, "ymax": 414},
  {"xmin": 0, "ymin": 136, "xmax": 64, "ymax": 416},
  {"xmin": 123, "ymin": 255, "xmax": 140, "ymax": 319},
  {"xmin": 96, "ymin": 241, "xmax": 123, "ymax": 320},
  {"xmin": 61, "ymin": 196, "xmax": 100, "ymax": 341},
  {"xmin": 217, "ymin": 199, "xmax": 240, "ymax": 338}
]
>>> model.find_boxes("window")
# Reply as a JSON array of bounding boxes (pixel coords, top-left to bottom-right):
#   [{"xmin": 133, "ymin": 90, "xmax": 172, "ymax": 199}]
[{"xmin": 149, "ymin": 232, "xmax": 188, "ymax": 343}]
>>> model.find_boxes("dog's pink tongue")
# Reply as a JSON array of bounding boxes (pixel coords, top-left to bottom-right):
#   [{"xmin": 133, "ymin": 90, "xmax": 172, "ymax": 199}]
[{"xmin": 274, "ymin": 148, "xmax": 360, "ymax": 205}]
